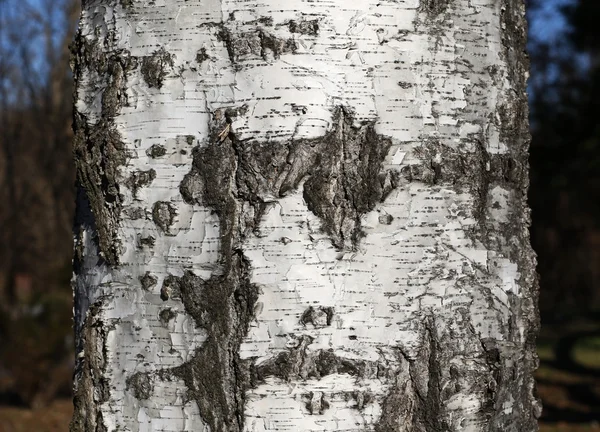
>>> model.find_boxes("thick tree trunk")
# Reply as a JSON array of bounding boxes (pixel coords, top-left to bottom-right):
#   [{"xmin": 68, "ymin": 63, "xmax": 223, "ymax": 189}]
[{"xmin": 71, "ymin": 0, "xmax": 540, "ymax": 430}]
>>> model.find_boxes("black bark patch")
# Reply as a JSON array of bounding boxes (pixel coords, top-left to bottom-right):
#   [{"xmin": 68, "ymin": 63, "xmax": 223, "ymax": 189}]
[
  {"xmin": 401, "ymin": 140, "xmax": 474, "ymax": 186},
  {"xmin": 419, "ymin": 0, "xmax": 452, "ymax": 18},
  {"xmin": 170, "ymin": 261, "xmax": 259, "ymax": 432},
  {"xmin": 160, "ymin": 275, "xmax": 181, "ymax": 301},
  {"xmin": 219, "ymin": 28, "xmax": 297, "ymax": 63},
  {"xmin": 125, "ymin": 169, "xmax": 156, "ymax": 199},
  {"xmin": 378, "ymin": 213, "xmax": 394, "ymax": 225},
  {"xmin": 195, "ymin": 48, "xmax": 211, "ymax": 64},
  {"xmin": 288, "ymin": 18, "xmax": 320, "ymax": 36},
  {"xmin": 300, "ymin": 306, "xmax": 334, "ymax": 328},
  {"xmin": 152, "ymin": 201, "xmax": 176, "ymax": 233},
  {"xmin": 247, "ymin": 16, "xmax": 274, "ymax": 26},
  {"xmin": 126, "ymin": 372, "xmax": 152, "ymax": 400},
  {"xmin": 138, "ymin": 235, "xmax": 155, "ymax": 248},
  {"xmin": 179, "ymin": 171, "xmax": 204, "ymax": 205},
  {"xmin": 416, "ymin": 325, "xmax": 444, "ymax": 431},
  {"xmin": 301, "ymin": 108, "xmax": 395, "ymax": 249},
  {"xmin": 159, "ymin": 308, "xmax": 177, "ymax": 326},
  {"xmin": 249, "ymin": 335, "xmax": 392, "ymax": 384},
  {"xmin": 182, "ymin": 107, "xmax": 396, "ymax": 250},
  {"xmin": 141, "ymin": 47, "xmax": 174, "ymax": 89},
  {"xmin": 231, "ymin": 107, "xmax": 396, "ymax": 249},
  {"xmin": 119, "ymin": 0, "xmax": 134, "ymax": 10},
  {"xmin": 146, "ymin": 144, "xmax": 167, "ymax": 158},
  {"xmin": 139, "ymin": 272, "xmax": 157, "ymax": 291}
]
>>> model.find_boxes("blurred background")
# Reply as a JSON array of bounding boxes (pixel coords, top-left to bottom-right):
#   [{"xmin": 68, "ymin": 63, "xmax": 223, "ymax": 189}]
[{"xmin": 0, "ymin": 0, "xmax": 598, "ymax": 430}]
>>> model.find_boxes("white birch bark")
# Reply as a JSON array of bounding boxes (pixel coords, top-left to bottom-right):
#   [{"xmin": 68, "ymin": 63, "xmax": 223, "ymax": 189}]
[{"xmin": 71, "ymin": 0, "xmax": 540, "ymax": 430}]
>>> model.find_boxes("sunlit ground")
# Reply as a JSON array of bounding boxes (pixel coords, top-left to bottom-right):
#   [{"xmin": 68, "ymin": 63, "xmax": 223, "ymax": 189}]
[
  {"xmin": 0, "ymin": 399, "xmax": 71, "ymax": 432},
  {"xmin": 537, "ymin": 322, "xmax": 600, "ymax": 431}
]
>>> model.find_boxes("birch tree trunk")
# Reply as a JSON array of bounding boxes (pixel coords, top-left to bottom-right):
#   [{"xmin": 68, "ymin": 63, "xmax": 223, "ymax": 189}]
[{"xmin": 71, "ymin": 0, "xmax": 540, "ymax": 430}]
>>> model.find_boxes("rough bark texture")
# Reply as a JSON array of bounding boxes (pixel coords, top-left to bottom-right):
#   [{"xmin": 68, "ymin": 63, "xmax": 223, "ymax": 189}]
[{"xmin": 72, "ymin": 0, "xmax": 540, "ymax": 431}]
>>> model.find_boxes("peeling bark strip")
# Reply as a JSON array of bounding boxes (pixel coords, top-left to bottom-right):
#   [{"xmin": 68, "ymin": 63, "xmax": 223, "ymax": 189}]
[
  {"xmin": 72, "ymin": 0, "xmax": 539, "ymax": 431},
  {"xmin": 71, "ymin": 30, "xmax": 138, "ymax": 266}
]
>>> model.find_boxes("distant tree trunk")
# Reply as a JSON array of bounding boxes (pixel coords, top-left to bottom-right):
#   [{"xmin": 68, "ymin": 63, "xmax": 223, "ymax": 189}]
[{"xmin": 71, "ymin": 0, "xmax": 540, "ymax": 430}]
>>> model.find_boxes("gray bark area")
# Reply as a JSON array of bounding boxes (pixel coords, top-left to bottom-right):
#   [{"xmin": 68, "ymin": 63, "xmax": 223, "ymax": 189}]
[{"xmin": 71, "ymin": 0, "xmax": 540, "ymax": 430}]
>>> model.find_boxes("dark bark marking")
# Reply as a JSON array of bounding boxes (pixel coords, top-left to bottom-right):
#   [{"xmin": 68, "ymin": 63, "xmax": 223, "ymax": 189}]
[
  {"xmin": 72, "ymin": 32, "xmax": 135, "ymax": 266},
  {"xmin": 419, "ymin": 0, "xmax": 453, "ymax": 18},
  {"xmin": 375, "ymin": 325, "xmax": 444, "ymax": 432},
  {"xmin": 141, "ymin": 47, "xmax": 174, "ymax": 89},
  {"xmin": 170, "ymin": 262, "xmax": 259, "ymax": 432},
  {"xmin": 416, "ymin": 325, "xmax": 444, "ymax": 432},
  {"xmin": 224, "ymin": 107, "xmax": 396, "ymax": 249},
  {"xmin": 248, "ymin": 335, "xmax": 392, "ymax": 385},
  {"xmin": 146, "ymin": 144, "xmax": 167, "ymax": 158},
  {"xmin": 185, "ymin": 135, "xmax": 196, "ymax": 145},
  {"xmin": 301, "ymin": 108, "xmax": 395, "ymax": 249},
  {"xmin": 126, "ymin": 372, "xmax": 153, "ymax": 400},
  {"xmin": 288, "ymin": 18, "xmax": 320, "ymax": 36},
  {"xmin": 219, "ymin": 28, "xmax": 297, "ymax": 63},
  {"xmin": 125, "ymin": 169, "xmax": 156, "ymax": 199},
  {"xmin": 160, "ymin": 275, "xmax": 181, "ymax": 301},
  {"xmin": 119, "ymin": 0, "xmax": 134, "ymax": 10},
  {"xmin": 299, "ymin": 306, "xmax": 334, "ymax": 328},
  {"xmin": 139, "ymin": 271, "xmax": 157, "ymax": 291},
  {"xmin": 151, "ymin": 201, "xmax": 176, "ymax": 233},
  {"xmin": 248, "ymin": 16, "xmax": 274, "ymax": 26},
  {"xmin": 73, "ymin": 118, "xmax": 126, "ymax": 263},
  {"xmin": 378, "ymin": 213, "xmax": 394, "ymax": 225},
  {"xmin": 351, "ymin": 391, "xmax": 374, "ymax": 411},
  {"xmin": 179, "ymin": 171, "xmax": 204, "ymax": 205},
  {"xmin": 182, "ymin": 107, "xmax": 396, "ymax": 250},
  {"xmin": 70, "ymin": 304, "xmax": 111, "ymax": 432},
  {"xmin": 401, "ymin": 139, "xmax": 525, "ymax": 229},
  {"xmin": 158, "ymin": 308, "xmax": 177, "ymax": 326},
  {"xmin": 138, "ymin": 235, "xmax": 155, "ymax": 248},
  {"xmin": 195, "ymin": 48, "xmax": 210, "ymax": 64}
]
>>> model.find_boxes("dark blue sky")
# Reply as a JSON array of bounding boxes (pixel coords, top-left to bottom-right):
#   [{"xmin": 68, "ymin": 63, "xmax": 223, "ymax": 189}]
[{"xmin": 529, "ymin": 0, "xmax": 574, "ymax": 43}]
